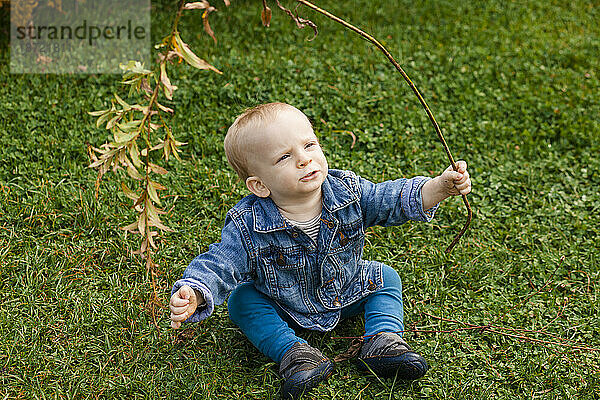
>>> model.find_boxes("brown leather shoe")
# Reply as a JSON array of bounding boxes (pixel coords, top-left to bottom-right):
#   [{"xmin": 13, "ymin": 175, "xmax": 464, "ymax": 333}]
[
  {"xmin": 279, "ymin": 342, "xmax": 334, "ymax": 399},
  {"xmin": 356, "ymin": 332, "xmax": 429, "ymax": 380}
]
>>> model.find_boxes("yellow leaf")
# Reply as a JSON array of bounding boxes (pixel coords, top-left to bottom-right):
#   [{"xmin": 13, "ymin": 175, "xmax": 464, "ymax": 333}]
[
  {"xmin": 95, "ymin": 112, "xmax": 113, "ymax": 128},
  {"xmin": 173, "ymin": 33, "xmax": 222, "ymax": 74},
  {"xmin": 88, "ymin": 157, "xmax": 107, "ymax": 169},
  {"xmin": 147, "ymin": 182, "xmax": 161, "ymax": 205},
  {"xmin": 146, "ymin": 199, "xmax": 167, "ymax": 218},
  {"xmin": 147, "ymin": 230, "xmax": 158, "ymax": 249},
  {"xmin": 183, "ymin": 1, "xmax": 210, "ymax": 10},
  {"xmin": 106, "ymin": 114, "xmax": 121, "ymax": 130},
  {"xmin": 149, "ymin": 163, "xmax": 168, "ymax": 176},
  {"xmin": 170, "ymin": 140, "xmax": 182, "ymax": 161},
  {"xmin": 133, "ymin": 191, "xmax": 146, "ymax": 210},
  {"xmin": 137, "ymin": 210, "xmax": 147, "ymax": 235},
  {"xmin": 156, "ymin": 102, "xmax": 174, "ymax": 113},
  {"xmin": 163, "ymin": 139, "xmax": 172, "ymax": 161},
  {"xmin": 160, "ymin": 62, "xmax": 177, "ymax": 100},
  {"xmin": 121, "ymin": 221, "xmax": 139, "ymax": 233},
  {"xmin": 117, "ymin": 120, "xmax": 142, "ymax": 132},
  {"xmin": 150, "ymin": 180, "xmax": 167, "ymax": 191},
  {"xmin": 129, "ymin": 141, "xmax": 142, "ymax": 168},
  {"xmin": 121, "ymin": 182, "xmax": 139, "ymax": 201},
  {"xmin": 127, "ymin": 165, "xmax": 143, "ymax": 181},
  {"xmin": 153, "ymin": 218, "xmax": 175, "ymax": 233},
  {"xmin": 119, "ymin": 60, "xmax": 151, "ymax": 75},
  {"xmin": 88, "ymin": 109, "xmax": 109, "ymax": 116},
  {"xmin": 145, "ymin": 199, "xmax": 162, "ymax": 222},
  {"xmin": 114, "ymin": 93, "xmax": 131, "ymax": 110},
  {"xmin": 113, "ymin": 129, "xmax": 138, "ymax": 145},
  {"xmin": 140, "ymin": 142, "xmax": 165, "ymax": 157}
]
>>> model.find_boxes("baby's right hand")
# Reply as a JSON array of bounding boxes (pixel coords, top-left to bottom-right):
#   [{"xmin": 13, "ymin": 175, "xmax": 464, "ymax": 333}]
[{"xmin": 169, "ymin": 285, "xmax": 202, "ymax": 329}]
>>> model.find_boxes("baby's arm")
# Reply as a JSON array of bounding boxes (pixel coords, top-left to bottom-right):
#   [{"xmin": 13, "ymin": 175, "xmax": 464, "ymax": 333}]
[
  {"xmin": 421, "ymin": 160, "xmax": 471, "ymax": 210},
  {"xmin": 169, "ymin": 213, "xmax": 252, "ymax": 327},
  {"xmin": 169, "ymin": 286, "xmax": 206, "ymax": 329}
]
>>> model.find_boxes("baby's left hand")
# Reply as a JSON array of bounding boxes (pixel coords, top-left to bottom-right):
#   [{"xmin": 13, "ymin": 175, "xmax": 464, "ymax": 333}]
[{"xmin": 439, "ymin": 160, "xmax": 471, "ymax": 196}]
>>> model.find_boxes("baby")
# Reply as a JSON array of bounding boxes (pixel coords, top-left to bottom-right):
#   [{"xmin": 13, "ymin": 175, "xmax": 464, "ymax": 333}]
[{"xmin": 170, "ymin": 102, "xmax": 471, "ymax": 399}]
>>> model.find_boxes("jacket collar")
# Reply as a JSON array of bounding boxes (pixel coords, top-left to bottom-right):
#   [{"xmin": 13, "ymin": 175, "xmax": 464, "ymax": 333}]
[{"xmin": 252, "ymin": 171, "xmax": 357, "ymax": 233}]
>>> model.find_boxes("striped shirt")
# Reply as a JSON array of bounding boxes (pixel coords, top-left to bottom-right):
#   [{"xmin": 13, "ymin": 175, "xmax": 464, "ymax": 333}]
[{"xmin": 282, "ymin": 213, "xmax": 321, "ymax": 243}]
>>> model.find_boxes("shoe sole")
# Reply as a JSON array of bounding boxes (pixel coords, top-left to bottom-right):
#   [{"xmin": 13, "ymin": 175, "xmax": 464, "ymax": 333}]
[{"xmin": 357, "ymin": 351, "xmax": 429, "ymax": 380}]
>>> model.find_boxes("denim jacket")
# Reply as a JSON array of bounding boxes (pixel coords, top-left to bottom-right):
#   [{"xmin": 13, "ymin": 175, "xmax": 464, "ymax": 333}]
[{"xmin": 172, "ymin": 169, "xmax": 439, "ymax": 332}]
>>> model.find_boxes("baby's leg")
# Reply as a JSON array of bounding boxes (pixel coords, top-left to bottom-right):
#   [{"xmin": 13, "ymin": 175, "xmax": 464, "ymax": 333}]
[
  {"xmin": 228, "ymin": 282, "xmax": 307, "ymax": 363},
  {"xmin": 229, "ymin": 283, "xmax": 333, "ymax": 398},
  {"xmin": 362, "ymin": 264, "xmax": 404, "ymax": 337},
  {"xmin": 347, "ymin": 265, "xmax": 428, "ymax": 380}
]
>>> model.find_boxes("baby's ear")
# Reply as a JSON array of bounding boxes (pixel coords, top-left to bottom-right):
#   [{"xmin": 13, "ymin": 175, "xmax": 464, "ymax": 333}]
[{"xmin": 246, "ymin": 176, "xmax": 270, "ymax": 198}]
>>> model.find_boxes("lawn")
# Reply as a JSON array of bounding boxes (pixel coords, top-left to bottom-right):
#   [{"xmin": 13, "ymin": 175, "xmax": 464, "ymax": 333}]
[{"xmin": 1, "ymin": 0, "xmax": 599, "ymax": 398}]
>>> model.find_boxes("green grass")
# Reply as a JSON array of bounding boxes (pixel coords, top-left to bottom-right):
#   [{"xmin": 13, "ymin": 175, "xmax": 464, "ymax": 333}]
[{"xmin": 1, "ymin": 0, "xmax": 599, "ymax": 398}]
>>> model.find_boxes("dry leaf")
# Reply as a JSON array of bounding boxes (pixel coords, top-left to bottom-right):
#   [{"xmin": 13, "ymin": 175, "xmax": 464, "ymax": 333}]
[
  {"xmin": 140, "ymin": 78, "xmax": 153, "ymax": 96},
  {"xmin": 333, "ymin": 338, "xmax": 363, "ymax": 362},
  {"xmin": 156, "ymin": 102, "xmax": 174, "ymax": 114},
  {"xmin": 160, "ymin": 62, "xmax": 177, "ymax": 100},
  {"xmin": 183, "ymin": 1, "xmax": 210, "ymax": 10},
  {"xmin": 261, "ymin": 5, "xmax": 272, "ymax": 27},
  {"xmin": 172, "ymin": 33, "xmax": 222, "ymax": 73},
  {"xmin": 202, "ymin": 8, "xmax": 217, "ymax": 44},
  {"xmin": 174, "ymin": 328, "xmax": 196, "ymax": 344},
  {"xmin": 149, "ymin": 163, "xmax": 168, "ymax": 176}
]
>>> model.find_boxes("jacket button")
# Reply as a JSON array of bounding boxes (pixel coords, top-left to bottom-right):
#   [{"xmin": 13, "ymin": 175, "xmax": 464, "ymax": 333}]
[
  {"xmin": 339, "ymin": 237, "xmax": 348, "ymax": 246},
  {"xmin": 291, "ymin": 231, "xmax": 299, "ymax": 238},
  {"xmin": 368, "ymin": 280, "xmax": 377, "ymax": 290},
  {"xmin": 277, "ymin": 254, "xmax": 285, "ymax": 266}
]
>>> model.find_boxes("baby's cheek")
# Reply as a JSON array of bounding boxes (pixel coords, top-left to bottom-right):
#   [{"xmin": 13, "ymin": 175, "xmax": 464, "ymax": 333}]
[{"xmin": 321, "ymin": 155, "xmax": 329, "ymax": 171}]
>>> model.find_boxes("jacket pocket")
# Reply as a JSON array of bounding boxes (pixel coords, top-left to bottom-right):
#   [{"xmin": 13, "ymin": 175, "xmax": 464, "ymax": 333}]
[
  {"xmin": 261, "ymin": 245, "xmax": 305, "ymax": 270},
  {"xmin": 330, "ymin": 219, "xmax": 363, "ymax": 255},
  {"xmin": 259, "ymin": 246, "xmax": 306, "ymax": 304}
]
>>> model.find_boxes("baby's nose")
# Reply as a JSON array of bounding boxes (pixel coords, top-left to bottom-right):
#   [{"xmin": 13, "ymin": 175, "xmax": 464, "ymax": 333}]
[{"xmin": 297, "ymin": 152, "xmax": 311, "ymax": 167}]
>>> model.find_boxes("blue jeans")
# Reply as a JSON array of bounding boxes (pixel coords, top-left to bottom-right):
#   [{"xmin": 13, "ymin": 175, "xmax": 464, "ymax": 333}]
[{"xmin": 228, "ymin": 264, "xmax": 404, "ymax": 364}]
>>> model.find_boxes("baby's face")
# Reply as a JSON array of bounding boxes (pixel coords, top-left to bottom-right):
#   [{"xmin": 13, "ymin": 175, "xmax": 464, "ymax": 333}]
[{"xmin": 245, "ymin": 108, "xmax": 328, "ymax": 204}]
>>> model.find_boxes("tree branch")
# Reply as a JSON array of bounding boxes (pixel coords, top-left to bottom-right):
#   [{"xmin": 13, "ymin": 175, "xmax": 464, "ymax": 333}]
[{"xmin": 293, "ymin": 0, "xmax": 472, "ymax": 253}]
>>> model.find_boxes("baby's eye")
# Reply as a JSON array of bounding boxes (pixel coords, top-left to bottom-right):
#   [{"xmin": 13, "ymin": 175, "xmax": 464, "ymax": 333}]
[
  {"xmin": 277, "ymin": 154, "xmax": 290, "ymax": 163},
  {"xmin": 305, "ymin": 142, "xmax": 317, "ymax": 149}
]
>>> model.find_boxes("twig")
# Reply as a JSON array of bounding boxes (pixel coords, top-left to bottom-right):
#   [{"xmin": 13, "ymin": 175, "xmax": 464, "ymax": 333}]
[
  {"xmin": 332, "ymin": 318, "xmax": 600, "ymax": 354},
  {"xmin": 331, "ymin": 325, "xmax": 491, "ymax": 340},
  {"xmin": 293, "ymin": 0, "xmax": 472, "ymax": 253},
  {"xmin": 274, "ymin": 0, "xmax": 318, "ymax": 39},
  {"xmin": 485, "ymin": 328, "xmax": 600, "ymax": 352},
  {"xmin": 143, "ymin": 0, "xmax": 187, "ymax": 331},
  {"xmin": 332, "ymin": 255, "xmax": 600, "ymax": 358},
  {"xmin": 496, "ymin": 255, "xmax": 565, "ymax": 322}
]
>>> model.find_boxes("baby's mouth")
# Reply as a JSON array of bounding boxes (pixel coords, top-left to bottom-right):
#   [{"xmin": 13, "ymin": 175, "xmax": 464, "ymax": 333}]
[{"xmin": 301, "ymin": 170, "xmax": 319, "ymax": 181}]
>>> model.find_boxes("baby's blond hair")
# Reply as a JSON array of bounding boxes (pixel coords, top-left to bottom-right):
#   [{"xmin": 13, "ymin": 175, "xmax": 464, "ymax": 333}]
[{"xmin": 224, "ymin": 102, "xmax": 308, "ymax": 181}]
